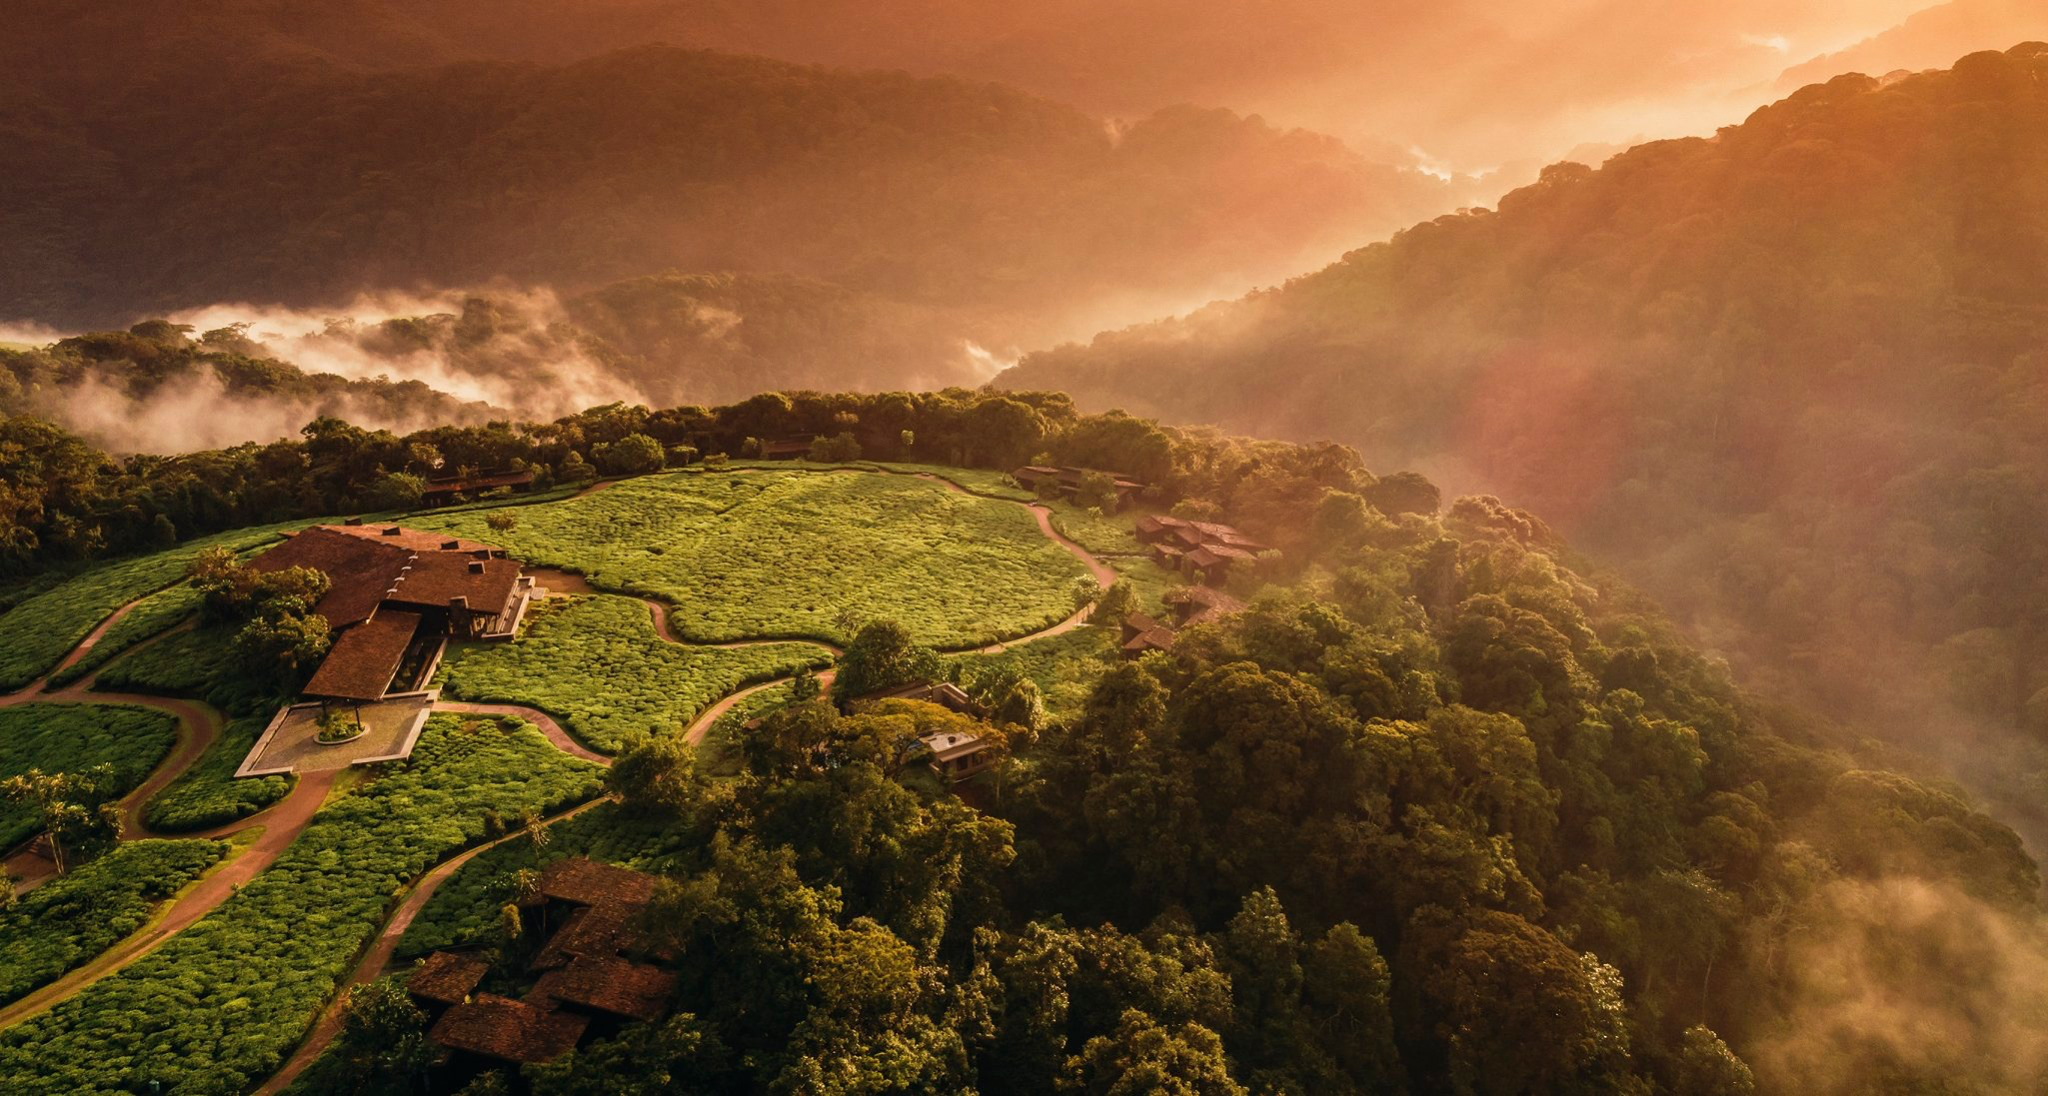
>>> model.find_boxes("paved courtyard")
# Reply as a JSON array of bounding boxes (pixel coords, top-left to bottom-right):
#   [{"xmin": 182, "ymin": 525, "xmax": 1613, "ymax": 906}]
[{"xmin": 237, "ymin": 691, "xmax": 436, "ymax": 777}]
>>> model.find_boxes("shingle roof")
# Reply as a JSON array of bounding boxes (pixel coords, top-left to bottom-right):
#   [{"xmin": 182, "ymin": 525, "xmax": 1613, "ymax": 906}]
[
  {"xmin": 530, "ymin": 857, "xmax": 658, "ymax": 909},
  {"xmin": 1171, "ymin": 586, "xmax": 1246, "ymax": 610},
  {"xmin": 303, "ymin": 609, "xmax": 420, "ymax": 701},
  {"xmin": 428, "ymin": 993, "xmax": 588, "ymax": 1063},
  {"xmin": 386, "ymin": 552, "xmax": 523, "ymax": 614},
  {"xmin": 249, "ymin": 527, "xmax": 412, "ymax": 628},
  {"xmin": 530, "ymin": 901, "xmax": 655, "ymax": 972},
  {"xmin": 408, "ymin": 951, "xmax": 489, "ymax": 1005},
  {"xmin": 528, "ymin": 955, "xmax": 676, "ymax": 1022}
]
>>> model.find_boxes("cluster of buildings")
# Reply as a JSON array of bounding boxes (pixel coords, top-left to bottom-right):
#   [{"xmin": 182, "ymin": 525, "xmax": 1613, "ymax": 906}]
[
  {"xmin": 1135, "ymin": 514, "xmax": 1270, "ymax": 587},
  {"xmin": 406, "ymin": 858, "xmax": 676, "ymax": 1069},
  {"xmin": 1119, "ymin": 585, "xmax": 1246, "ymax": 659},
  {"xmin": 855, "ymin": 681, "xmax": 999, "ymax": 784},
  {"xmin": 248, "ymin": 522, "xmax": 538, "ymax": 708},
  {"xmin": 1011, "ymin": 466, "xmax": 1149, "ymax": 511}
]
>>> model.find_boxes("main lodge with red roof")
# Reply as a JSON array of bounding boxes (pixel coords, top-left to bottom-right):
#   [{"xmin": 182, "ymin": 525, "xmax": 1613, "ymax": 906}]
[{"xmin": 249, "ymin": 521, "xmax": 537, "ymax": 706}]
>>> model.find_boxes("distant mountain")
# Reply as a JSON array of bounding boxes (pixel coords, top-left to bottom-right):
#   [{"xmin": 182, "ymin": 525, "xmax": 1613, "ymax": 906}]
[
  {"xmin": 1777, "ymin": 0, "xmax": 2048, "ymax": 89},
  {"xmin": 1000, "ymin": 45, "xmax": 2048, "ymax": 811},
  {"xmin": 0, "ymin": 13, "xmax": 1455, "ymax": 397}
]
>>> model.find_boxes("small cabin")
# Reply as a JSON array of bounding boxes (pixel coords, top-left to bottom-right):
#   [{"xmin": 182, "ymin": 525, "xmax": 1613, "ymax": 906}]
[{"xmin": 920, "ymin": 730, "xmax": 996, "ymax": 783}]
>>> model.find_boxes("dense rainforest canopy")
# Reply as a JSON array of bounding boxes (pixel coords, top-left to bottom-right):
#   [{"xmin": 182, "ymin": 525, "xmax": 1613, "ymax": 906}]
[{"xmin": 1001, "ymin": 42, "xmax": 2048, "ymax": 838}]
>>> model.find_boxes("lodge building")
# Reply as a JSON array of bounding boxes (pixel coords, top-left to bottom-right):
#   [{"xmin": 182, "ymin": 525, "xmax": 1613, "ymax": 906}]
[
  {"xmin": 247, "ymin": 522, "xmax": 537, "ymax": 708},
  {"xmin": 1134, "ymin": 514, "xmax": 1272, "ymax": 587}
]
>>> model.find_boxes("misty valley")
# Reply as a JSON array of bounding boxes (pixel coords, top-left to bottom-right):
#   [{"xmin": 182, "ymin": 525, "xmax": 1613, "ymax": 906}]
[{"xmin": 3, "ymin": 6, "xmax": 2048, "ymax": 1095}]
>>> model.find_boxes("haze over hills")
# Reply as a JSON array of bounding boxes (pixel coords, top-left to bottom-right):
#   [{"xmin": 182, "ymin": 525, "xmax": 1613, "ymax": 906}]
[
  {"xmin": 0, "ymin": 9, "xmax": 1458, "ymax": 408},
  {"xmin": 23, "ymin": 0, "xmax": 2036, "ymax": 175},
  {"xmin": 1001, "ymin": 43, "xmax": 2048, "ymax": 824},
  {"xmin": 1774, "ymin": 0, "xmax": 2048, "ymax": 90}
]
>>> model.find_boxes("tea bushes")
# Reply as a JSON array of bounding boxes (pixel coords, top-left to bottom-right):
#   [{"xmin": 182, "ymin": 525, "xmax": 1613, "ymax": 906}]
[
  {"xmin": 0, "ymin": 521, "xmax": 299, "ymax": 691},
  {"xmin": 0, "ymin": 715, "xmax": 603, "ymax": 1095},
  {"xmin": 142, "ymin": 717, "xmax": 294, "ymax": 833},
  {"xmin": 47, "ymin": 583, "xmax": 203, "ymax": 687},
  {"xmin": 950, "ymin": 628, "xmax": 1118, "ymax": 723},
  {"xmin": 0, "ymin": 704, "xmax": 179, "ymax": 848},
  {"xmin": 1047, "ymin": 501, "xmax": 1146, "ymax": 555},
  {"xmin": 0, "ymin": 839, "xmax": 226, "ymax": 1006},
  {"xmin": 417, "ymin": 470, "xmax": 1088, "ymax": 647},
  {"xmin": 395, "ymin": 802, "xmax": 692, "ymax": 956},
  {"xmin": 437, "ymin": 595, "xmax": 830, "ymax": 753}
]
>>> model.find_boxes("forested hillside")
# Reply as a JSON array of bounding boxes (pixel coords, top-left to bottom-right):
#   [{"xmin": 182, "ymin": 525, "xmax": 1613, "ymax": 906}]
[
  {"xmin": 1002, "ymin": 44, "xmax": 2048, "ymax": 822},
  {"xmin": 0, "ymin": 324, "xmax": 496, "ymax": 454},
  {"xmin": 1, "ymin": 398, "xmax": 2042, "ymax": 1093}
]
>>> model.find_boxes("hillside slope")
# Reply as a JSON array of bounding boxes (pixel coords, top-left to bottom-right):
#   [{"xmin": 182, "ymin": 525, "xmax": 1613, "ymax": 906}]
[{"xmin": 1000, "ymin": 44, "xmax": 2048, "ymax": 799}]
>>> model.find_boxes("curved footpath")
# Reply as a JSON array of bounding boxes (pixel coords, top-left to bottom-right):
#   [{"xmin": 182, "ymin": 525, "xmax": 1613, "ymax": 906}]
[
  {"xmin": 0, "ymin": 619, "xmax": 344, "ymax": 1029},
  {"xmin": 255, "ymin": 795, "xmax": 613, "ymax": 1096},
  {"xmin": 0, "ymin": 461, "xmax": 1124, "ymax": 1085}
]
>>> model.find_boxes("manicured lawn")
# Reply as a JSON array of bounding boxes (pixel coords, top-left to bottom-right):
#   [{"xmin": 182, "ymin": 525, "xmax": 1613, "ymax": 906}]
[
  {"xmin": 47, "ymin": 584, "xmax": 203, "ymax": 687},
  {"xmin": 0, "ymin": 839, "xmax": 227, "ymax": 1006},
  {"xmin": 0, "ymin": 704, "xmax": 180, "ymax": 849},
  {"xmin": 0, "ymin": 714, "xmax": 604, "ymax": 1095},
  {"xmin": 395, "ymin": 801, "xmax": 693, "ymax": 957},
  {"xmin": 0, "ymin": 522, "xmax": 304, "ymax": 692},
  {"xmin": 951, "ymin": 627, "xmax": 1118, "ymax": 722},
  {"xmin": 143, "ymin": 716, "xmax": 294, "ymax": 833},
  {"xmin": 413, "ymin": 470, "xmax": 1087, "ymax": 647},
  {"xmin": 436, "ymin": 595, "xmax": 830, "ymax": 753}
]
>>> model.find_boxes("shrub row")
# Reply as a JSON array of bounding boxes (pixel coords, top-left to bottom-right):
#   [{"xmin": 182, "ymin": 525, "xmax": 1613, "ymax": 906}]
[
  {"xmin": 0, "ymin": 704, "xmax": 179, "ymax": 849},
  {"xmin": 0, "ymin": 521, "xmax": 302, "ymax": 692},
  {"xmin": 0, "ymin": 714, "xmax": 605, "ymax": 1095},
  {"xmin": 436, "ymin": 594, "xmax": 830, "ymax": 753},
  {"xmin": 0, "ymin": 839, "xmax": 226, "ymax": 1006},
  {"xmin": 142, "ymin": 716, "xmax": 294, "ymax": 834},
  {"xmin": 416, "ymin": 470, "xmax": 1086, "ymax": 647}
]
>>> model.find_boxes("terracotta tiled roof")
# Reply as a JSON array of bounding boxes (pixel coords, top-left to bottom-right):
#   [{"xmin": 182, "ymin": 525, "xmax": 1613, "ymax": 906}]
[
  {"xmin": 387, "ymin": 552, "xmax": 522, "ymax": 614},
  {"xmin": 1185, "ymin": 546, "xmax": 1254, "ymax": 570},
  {"xmin": 530, "ymin": 857, "xmax": 657, "ymax": 909},
  {"xmin": 528, "ymin": 955, "xmax": 676, "ymax": 1022},
  {"xmin": 408, "ymin": 951, "xmax": 489, "ymax": 1005},
  {"xmin": 428, "ymin": 993, "xmax": 587, "ymax": 1063},
  {"xmin": 303, "ymin": 609, "xmax": 421, "ymax": 701},
  {"xmin": 249, "ymin": 527, "xmax": 412, "ymax": 628}
]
